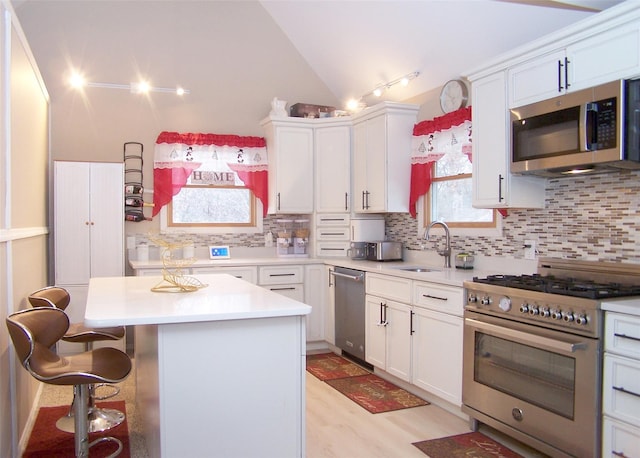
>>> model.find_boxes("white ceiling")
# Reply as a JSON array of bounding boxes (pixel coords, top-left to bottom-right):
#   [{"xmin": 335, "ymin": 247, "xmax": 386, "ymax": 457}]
[{"xmin": 260, "ymin": 0, "xmax": 625, "ymax": 106}]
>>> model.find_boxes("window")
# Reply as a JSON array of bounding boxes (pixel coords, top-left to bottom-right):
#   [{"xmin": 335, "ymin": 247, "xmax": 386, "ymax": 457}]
[
  {"xmin": 427, "ymin": 152, "xmax": 496, "ymax": 228},
  {"xmin": 168, "ymin": 185, "xmax": 256, "ymax": 227}
]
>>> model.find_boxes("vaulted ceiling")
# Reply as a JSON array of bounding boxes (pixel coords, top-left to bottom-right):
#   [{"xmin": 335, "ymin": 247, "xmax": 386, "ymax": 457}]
[{"xmin": 260, "ymin": 0, "xmax": 625, "ymax": 107}]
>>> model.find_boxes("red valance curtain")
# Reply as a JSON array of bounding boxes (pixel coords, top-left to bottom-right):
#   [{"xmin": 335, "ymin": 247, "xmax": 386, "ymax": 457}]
[
  {"xmin": 153, "ymin": 131, "xmax": 269, "ymax": 217},
  {"xmin": 409, "ymin": 107, "xmax": 472, "ymax": 218}
]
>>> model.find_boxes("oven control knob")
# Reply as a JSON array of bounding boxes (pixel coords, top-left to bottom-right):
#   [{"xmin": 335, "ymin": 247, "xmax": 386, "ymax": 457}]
[
  {"xmin": 481, "ymin": 296, "xmax": 492, "ymax": 305},
  {"xmin": 498, "ymin": 297, "xmax": 512, "ymax": 312},
  {"xmin": 468, "ymin": 294, "xmax": 478, "ymax": 303},
  {"xmin": 551, "ymin": 310, "xmax": 563, "ymax": 320},
  {"xmin": 529, "ymin": 306, "xmax": 539, "ymax": 316},
  {"xmin": 563, "ymin": 312, "xmax": 575, "ymax": 323},
  {"xmin": 519, "ymin": 303, "xmax": 529, "ymax": 313},
  {"xmin": 540, "ymin": 307, "xmax": 550, "ymax": 318},
  {"xmin": 575, "ymin": 314, "xmax": 588, "ymax": 325}
]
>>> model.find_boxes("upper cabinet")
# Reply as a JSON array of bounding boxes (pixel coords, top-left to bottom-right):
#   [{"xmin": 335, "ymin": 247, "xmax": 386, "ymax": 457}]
[
  {"xmin": 471, "ymin": 72, "xmax": 545, "ymax": 209},
  {"xmin": 262, "ymin": 117, "xmax": 314, "ymax": 214},
  {"xmin": 509, "ymin": 21, "xmax": 640, "ymax": 108},
  {"xmin": 314, "ymin": 119, "xmax": 352, "ymax": 213},
  {"xmin": 351, "ymin": 102, "xmax": 418, "ymax": 213}
]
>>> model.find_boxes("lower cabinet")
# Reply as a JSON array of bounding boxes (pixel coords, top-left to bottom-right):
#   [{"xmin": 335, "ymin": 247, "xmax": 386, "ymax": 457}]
[
  {"xmin": 304, "ymin": 264, "xmax": 325, "ymax": 343},
  {"xmin": 258, "ymin": 265, "xmax": 304, "ymax": 301},
  {"xmin": 411, "ymin": 307, "xmax": 463, "ymax": 406},
  {"xmin": 365, "ymin": 294, "xmax": 412, "ymax": 382}
]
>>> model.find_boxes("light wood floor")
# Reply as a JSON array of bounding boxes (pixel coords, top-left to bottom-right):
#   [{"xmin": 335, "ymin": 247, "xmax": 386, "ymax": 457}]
[{"xmin": 35, "ymin": 357, "xmax": 546, "ymax": 457}]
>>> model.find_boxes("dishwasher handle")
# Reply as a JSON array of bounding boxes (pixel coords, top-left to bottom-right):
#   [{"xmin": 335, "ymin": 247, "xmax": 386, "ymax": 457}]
[{"xmin": 330, "ymin": 270, "xmax": 364, "ymax": 282}]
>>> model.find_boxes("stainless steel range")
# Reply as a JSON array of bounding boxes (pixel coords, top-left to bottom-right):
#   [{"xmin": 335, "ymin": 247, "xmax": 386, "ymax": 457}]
[{"xmin": 462, "ymin": 258, "xmax": 640, "ymax": 458}]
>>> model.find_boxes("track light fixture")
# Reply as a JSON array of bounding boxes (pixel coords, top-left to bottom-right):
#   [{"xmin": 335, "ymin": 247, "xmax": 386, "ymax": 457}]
[
  {"xmin": 69, "ymin": 72, "xmax": 189, "ymax": 96},
  {"xmin": 347, "ymin": 71, "xmax": 420, "ymax": 111}
]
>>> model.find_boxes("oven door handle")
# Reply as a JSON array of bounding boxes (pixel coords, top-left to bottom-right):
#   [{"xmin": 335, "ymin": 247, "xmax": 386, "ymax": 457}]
[{"xmin": 466, "ymin": 318, "xmax": 588, "ymax": 353}]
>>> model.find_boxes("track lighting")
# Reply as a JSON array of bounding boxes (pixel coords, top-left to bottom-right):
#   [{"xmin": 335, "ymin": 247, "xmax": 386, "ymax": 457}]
[
  {"xmin": 347, "ymin": 71, "xmax": 420, "ymax": 111},
  {"xmin": 69, "ymin": 72, "xmax": 189, "ymax": 96}
]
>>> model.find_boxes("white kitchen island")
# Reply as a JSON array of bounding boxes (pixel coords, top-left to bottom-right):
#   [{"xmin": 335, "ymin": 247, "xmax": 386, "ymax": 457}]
[{"xmin": 85, "ymin": 274, "xmax": 311, "ymax": 458}]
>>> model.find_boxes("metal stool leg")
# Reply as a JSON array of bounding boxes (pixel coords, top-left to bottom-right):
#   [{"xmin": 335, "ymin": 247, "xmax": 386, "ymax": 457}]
[
  {"xmin": 73, "ymin": 384, "xmax": 124, "ymax": 458},
  {"xmin": 56, "ymin": 383, "xmax": 125, "ymax": 433}
]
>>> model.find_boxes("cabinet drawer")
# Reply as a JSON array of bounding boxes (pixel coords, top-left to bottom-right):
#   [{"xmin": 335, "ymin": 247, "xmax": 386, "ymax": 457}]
[
  {"xmin": 413, "ymin": 282, "xmax": 463, "ymax": 317},
  {"xmin": 315, "ymin": 213, "xmax": 350, "ymax": 226},
  {"xmin": 135, "ymin": 268, "xmax": 166, "ymax": 277},
  {"xmin": 366, "ymin": 273, "xmax": 411, "ymax": 303},
  {"xmin": 603, "ymin": 416, "xmax": 640, "ymax": 458},
  {"xmin": 605, "ymin": 312, "xmax": 640, "ymax": 359},
  {"xmin": 316, "ymin": 227, "xmax": 350, "ymax": 241},
  {"xmin": 262, "ymin": 284, "xmax": 304, "ymax": 302},
  {"xmin": 603, "ymin": 353, "xmax": 640, "ymax": 426},
  {"xmin": 316, "ymin": 242, "xmax": 350, "ymax": 257},
  {"xmin": 258, "ymin": 265, "xmax": 303, "ymax": 285},
  {"xmin": 192, "ymin": 266, "xmax": 257, "ymax": 284}
]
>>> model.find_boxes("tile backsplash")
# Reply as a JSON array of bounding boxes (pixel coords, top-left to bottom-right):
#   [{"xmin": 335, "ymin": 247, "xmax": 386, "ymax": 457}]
[
  {"xmin": 387, "ymin": 169, "xmax": 640, "ymax": 263},
  {"xmin": 132, "ymin": 170, "xmax": 640, "ymax": 264}
]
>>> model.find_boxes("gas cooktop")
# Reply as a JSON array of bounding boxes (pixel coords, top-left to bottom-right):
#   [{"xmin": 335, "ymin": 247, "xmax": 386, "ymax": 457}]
[{"xmin": 471, "ymin": 273, "xmax": 640, "ymax": 300}]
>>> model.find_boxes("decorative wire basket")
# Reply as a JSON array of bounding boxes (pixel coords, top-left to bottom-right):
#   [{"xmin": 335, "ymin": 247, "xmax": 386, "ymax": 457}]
[{"xmin": 147, "ymin": 233, "xmax": 207, "ymax": 293}]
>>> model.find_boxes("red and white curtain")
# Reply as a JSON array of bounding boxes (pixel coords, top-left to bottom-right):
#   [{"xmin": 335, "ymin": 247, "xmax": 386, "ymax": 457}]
[
  {"xmin": 409, "ymin": 107, "xmax": 472, "ymax": 218},
  {"xmin": 152, "ymin": 131, "xmax": 269, "ymax": 217}
]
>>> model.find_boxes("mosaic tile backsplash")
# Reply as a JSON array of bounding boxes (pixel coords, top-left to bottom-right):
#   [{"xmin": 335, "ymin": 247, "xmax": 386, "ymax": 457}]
[{"xmin": 133, "ymin": 170, "xmax": 640, "ymax": 263}]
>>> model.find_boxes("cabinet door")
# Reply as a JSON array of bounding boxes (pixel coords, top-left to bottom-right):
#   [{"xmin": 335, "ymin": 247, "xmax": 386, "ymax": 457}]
[
  {"xmin": 472, "ymin": 72, "xmax": 545, "ymax": 209},
  {"xmin": 89, "ymin": 162, "xmax": 124, "ymax": 278},
  {"xmin": 365, "ymin": 295, "xmax": 387, "ymax": 369},
  {"xmin": 412, "ymin": 307, "xmax": 463, "ymax": 406},
  {"xmin": 55, "ymin": 162, "xmax": 91, "ymax": 284},
  {"xmin": 324, "ymin": 266, "xmax": 336, "ymax": 345},
  {"xmin": 271, "ymin": 126, "xmax": 314, "ymax": 213},
  {"xmin": 363, "ymin": 115, "xmax": 387, "ymax": 212},
  {"xmin": 567, "ymin": 21, "xmax": 640, "ymax": 92},
  {"xmin": 508, "ymin": 50, "xmax": 566, "ymax": 108},
  {"xmin": 386, "ymin": 302, "xmax": 412, "ymax": 382},
  {"xmin": 315, "ymin": 125, "xmax": 351, "ymax": 213},
  {"xmin": 304, "ymin": 264, "xmax": 325, "ymax": 342},
  {"xmin": 352, "ymin": 121, "xmax": 368, "ymax": 212},
  {"xmin": 603, "ymin": 353, "xmax": 640, "ymax": 426},
  {"xmin": 602, "ymin": 416, "xmax": 640, "ymax": 458}
]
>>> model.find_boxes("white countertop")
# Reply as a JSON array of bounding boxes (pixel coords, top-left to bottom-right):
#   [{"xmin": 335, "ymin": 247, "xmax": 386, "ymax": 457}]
[
  {"xmin": 601, "ymin": 296, "xmax": 640, "ymax": 316},
  {"xmin": 85, "ymin": 274, "xmax": 311, "ymax": 327}
]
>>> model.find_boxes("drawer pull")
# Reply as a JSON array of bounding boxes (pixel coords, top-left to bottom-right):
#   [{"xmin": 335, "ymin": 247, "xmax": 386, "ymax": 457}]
[
  {"xmin": 614, "ymin": 332, "xmax": 640, "ymax": 342},
  {"xmin": 612, "ymin": 385, "xmax": 640, "ymax": 399},
  {"xmin": 422, "ymin": 294, "xmax": 448, "ymax": 301},
  {"xmin": 270, "ymin": 273, "xmax": 295, "ymax": 277},
  {"xmin": 270, "ymin": 287, "xmax": 296, "ymax": 291},
  {"xmin": 320, "ymin": 232, "xmax": 346, "ymax": 236},
  {"xmin": 612, "ymin": 451, "xmax": 630, "ymax": 458}
]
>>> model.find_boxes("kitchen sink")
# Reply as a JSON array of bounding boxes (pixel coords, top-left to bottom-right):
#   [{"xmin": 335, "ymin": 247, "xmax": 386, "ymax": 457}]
[{"xmin": 394, "ymin": 266, "xmax": 440, "ymax": 273}]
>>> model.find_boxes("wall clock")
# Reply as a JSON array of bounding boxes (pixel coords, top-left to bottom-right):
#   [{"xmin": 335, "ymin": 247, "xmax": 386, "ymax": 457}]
[{"xmin": 440, "ymin": 79, "xmax": 469, "ymax": 113}]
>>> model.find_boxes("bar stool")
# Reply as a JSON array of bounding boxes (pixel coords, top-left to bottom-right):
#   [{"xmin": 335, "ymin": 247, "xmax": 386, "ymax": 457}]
[
  {"xmin": 6, "ymin": 307, "xmax": 132, "ymax": 457},
  {"xmin": 28, "ymin": 286, "xmax": 127, "ymax": 433}
]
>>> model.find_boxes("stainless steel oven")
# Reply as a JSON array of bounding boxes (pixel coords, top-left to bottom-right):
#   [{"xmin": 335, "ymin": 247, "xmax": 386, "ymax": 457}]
[{"xmin": 462, "ymin": 258, "xmax": 640, "ymax": 458}]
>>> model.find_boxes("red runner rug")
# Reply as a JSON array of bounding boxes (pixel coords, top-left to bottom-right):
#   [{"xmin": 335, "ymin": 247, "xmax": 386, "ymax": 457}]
[
  {"xmin": 306, "ymin": 352, "xmax": 369, "ymax": 381},
  {"xmin": 412, "ymin": 431, "xmax": 524, "ymax": 458},
  {"xmin": 325, "ymin": 373, "xmax": 429, "ymax": 414},
  {"xmin": 23, "ymin": 400, "xmax": 130, "ymax": 458}
]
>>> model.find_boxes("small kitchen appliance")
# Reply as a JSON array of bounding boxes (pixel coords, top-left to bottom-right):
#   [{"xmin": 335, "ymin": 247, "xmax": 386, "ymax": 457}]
[
  {"xmin": 462, "ymin": 258, "xmax": 640, "ymax": 458},
  {"xmin": 348, "ymin": 242, "xmax": 367, "ymax": 260},
  {"xmin": 365, "ymin": 241, "xmax": 403, "ymax": 261}
]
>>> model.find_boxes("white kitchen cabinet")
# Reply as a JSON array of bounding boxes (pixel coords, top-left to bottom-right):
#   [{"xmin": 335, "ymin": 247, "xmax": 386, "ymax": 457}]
[
  {"xmin": 411, "ymin": 307, "xmax": 463, "ymax": 406},
  {"xmin": 509, "ymin": 21, "xmax": 640, "ymax": 108},
  {"xmin": 258, "ymin": 264, "xmax": 304, "ymax": 301},
  {"xmin": 315, "ymin": 121, "xmax": 351, "ymax": 213},
  {"xmin": 365, "ymin": 295, "xmax": 412, "ymax": 382},
  {"xmin": 602, "ymin": 310, "xmax": 640, "ymax": 457},
  {"xmin": 304, "ymin": 264, "xmax": 325, "ymax": 343},
  {"xmin": 315, "ymin": 213, "xmax": 351, "ymax": 258},
  {"xmin": 54, "ymin": 161, "xmax": 124, "ymax": 355},
  {"xmin": 324, "ymin": 265, "xmax": 336, "ymax": 345},
  {"xmin": 352, "ymin": 102, "xmax": 418, "ymax": 213},
  {"xmin": 261, "ymin": 117, "xmax": 314, "ymax": 214},
  {"xmin": 470, "ymin": 71, "xmax": 545, "ymax": 210},
  {"xmin": 365, "ymin": 273, "xmax": 412, "ymax": 381}
]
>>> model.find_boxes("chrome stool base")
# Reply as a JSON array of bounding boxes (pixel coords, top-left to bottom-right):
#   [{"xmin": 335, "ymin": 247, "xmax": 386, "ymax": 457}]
[{"xmin": 56, "ymin": 407, "xmax": 126, "ymax": 433}]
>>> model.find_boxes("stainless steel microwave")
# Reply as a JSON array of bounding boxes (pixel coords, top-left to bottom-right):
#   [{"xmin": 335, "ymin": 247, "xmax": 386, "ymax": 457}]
[{"xmin": 510, "ymin": 79, "xmax": 640, "ymax": 177}]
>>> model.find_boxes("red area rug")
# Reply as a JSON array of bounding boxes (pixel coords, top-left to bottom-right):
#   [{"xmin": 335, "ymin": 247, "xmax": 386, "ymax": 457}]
[
  {"xmin": 412, "ymin": 432, "xmax": 524, "ymax": 458},
  {"xmin": 306, "ymin": 352, "xmax": 369, "ymax": 381},
  {"xmin": 325, "ymin": 373, "xmax": 429, "ymax": 414},
  {"xmin": 23, "ymin": 400, "xmax": 130, "ymax": 458}
]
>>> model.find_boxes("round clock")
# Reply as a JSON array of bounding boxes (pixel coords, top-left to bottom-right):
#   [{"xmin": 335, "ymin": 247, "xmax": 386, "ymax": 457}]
[{"xmin": 440, "ymin": 79, "xmax": 469, "ymax": 113}]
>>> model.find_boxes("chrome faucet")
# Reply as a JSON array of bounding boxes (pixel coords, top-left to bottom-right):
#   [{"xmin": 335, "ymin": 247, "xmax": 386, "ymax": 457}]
[{"xmin": 424, "ymin": 221, "xmax": 452, "ymax": 268}]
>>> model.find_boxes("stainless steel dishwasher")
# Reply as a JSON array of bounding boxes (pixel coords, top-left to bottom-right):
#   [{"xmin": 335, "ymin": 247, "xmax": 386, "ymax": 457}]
[{"xmin": 331, "ymin": 266, "xmax": 366, "ymax": 361}]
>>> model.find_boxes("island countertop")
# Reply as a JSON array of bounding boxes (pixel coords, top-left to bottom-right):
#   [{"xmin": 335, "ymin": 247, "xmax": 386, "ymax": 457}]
[{"xmin": 85, "ymin": 273, "xmax": 311, "ymax": 327}]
